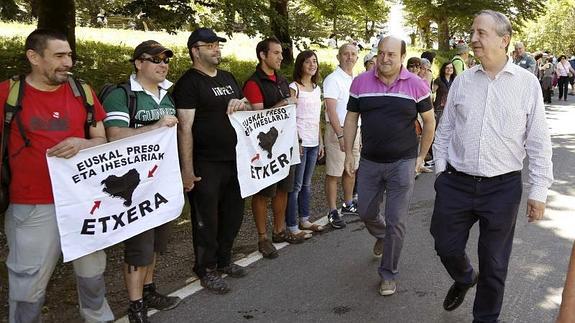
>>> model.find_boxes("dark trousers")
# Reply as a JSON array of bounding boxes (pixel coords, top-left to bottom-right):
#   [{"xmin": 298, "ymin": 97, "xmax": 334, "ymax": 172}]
[
  {"xmin": 558, "ymin": 76, "xmax": 569, "ymax": 100},
  {"xmin": 430, "ymin": 168, "xmax": 522, "ymax": 323},
  {"xmin": 188, "ymin": 160, "xmax": 245, "ymax": 278}
]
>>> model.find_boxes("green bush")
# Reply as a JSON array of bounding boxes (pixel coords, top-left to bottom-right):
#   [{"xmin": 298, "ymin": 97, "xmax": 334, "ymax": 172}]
[{"xmin": 0, "ymin": 36, "xmax": 336, "ymax": 93}]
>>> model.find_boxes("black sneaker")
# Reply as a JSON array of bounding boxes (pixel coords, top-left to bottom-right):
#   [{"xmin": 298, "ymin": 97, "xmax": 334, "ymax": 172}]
[
  {"xmin": 143, "ymin": 286, "xmax": 181, "ymax": 311},
  {"xmin": 341, "ymin": 201, "xmax": 358, "ymax": 215},
  {"xmin": 218, "ymin": 263, "xmax": 248, "ymax": 278},
  {"xmin": 128, "ymin": 300, "xmax": 149, "ymax": 323},
  {"xmin": 327, "ymin": 209, "xmax": 346, "ymax": 229},
  {"xmin": 200, "ymin": 271, "xmax": 231, "ymax": 294}
]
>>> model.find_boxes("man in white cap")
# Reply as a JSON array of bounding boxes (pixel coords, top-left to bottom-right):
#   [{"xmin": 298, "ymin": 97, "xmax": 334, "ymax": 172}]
[{"xmin": 364, "ymin": 52, "xmax": 377, "ymax": 71}]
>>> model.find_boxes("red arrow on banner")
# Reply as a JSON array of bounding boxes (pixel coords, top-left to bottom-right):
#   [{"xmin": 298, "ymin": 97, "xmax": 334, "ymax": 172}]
[
  {"xmin": 90, "ymin": 200, "xmax": 101, "ymax": 215},
  {"xmin": 148, "ymin": 164, "xmax": 158, "ymax": 178}
]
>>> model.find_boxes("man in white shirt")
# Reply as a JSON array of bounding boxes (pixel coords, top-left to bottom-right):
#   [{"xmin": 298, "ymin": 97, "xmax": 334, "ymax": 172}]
[
  {"xmin": 431, "ymin": 10, "xmax": 553, "ymax": 322},
  {"xmin": 323, "ymin": 43, "xmax": 360, "ymax": 229}
]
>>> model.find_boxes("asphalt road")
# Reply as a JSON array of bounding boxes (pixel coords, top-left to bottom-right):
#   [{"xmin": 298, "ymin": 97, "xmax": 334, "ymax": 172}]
[{"xmin": 150, "ymin": 99, "xmax": 575, "ymax": 323}]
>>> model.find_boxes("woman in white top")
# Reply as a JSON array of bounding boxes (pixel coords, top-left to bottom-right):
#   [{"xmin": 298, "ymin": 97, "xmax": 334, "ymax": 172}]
[
  {"xmin": 556, "ymin": 55, "xmax": 575, "ymax": 101},
  {"xmin": 286, "ymin": 50, "xmax": 325, "ymax": 237}
]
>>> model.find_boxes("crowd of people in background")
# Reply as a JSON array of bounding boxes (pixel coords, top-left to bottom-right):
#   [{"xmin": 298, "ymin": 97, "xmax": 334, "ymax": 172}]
[{"xmin": 6, "ymin": 7, "xmax": 575, "ymax": 323}]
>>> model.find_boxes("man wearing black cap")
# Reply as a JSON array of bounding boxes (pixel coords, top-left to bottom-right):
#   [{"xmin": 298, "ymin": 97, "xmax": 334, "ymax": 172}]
[
  {"xmin": 173, "ymin": 28, "xmax": 249, "ymax": 294},
  {"xmin": 102, "ymin": 40, "xmax": 181, "ymax": 322}
]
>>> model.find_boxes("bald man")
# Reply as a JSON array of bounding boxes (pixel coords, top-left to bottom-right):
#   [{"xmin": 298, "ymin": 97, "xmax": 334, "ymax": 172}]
[
  {"xmin": 323, "ymin": 43, "xmax": 361, "ymax": 229},
  {"xmin": 343, "ymin": 36, "xmax": 435, "ymax": 296},
  {"xmin": 513, "ymin": 41, "xmax": 537, "ymax": 75}
]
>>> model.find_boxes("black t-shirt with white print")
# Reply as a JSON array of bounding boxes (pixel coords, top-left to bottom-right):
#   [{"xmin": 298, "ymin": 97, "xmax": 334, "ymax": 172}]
[{"xmin": 173, "ymin": 68, "xmax": 243, "ymax": 161}]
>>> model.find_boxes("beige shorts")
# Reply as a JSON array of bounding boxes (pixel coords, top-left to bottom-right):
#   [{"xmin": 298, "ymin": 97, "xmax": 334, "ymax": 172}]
[{"xmin": 324, "ymin": 124, "xmax": 361, "ymax": 177}]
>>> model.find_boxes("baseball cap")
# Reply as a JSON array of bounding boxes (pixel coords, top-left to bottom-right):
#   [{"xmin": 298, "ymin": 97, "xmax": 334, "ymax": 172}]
[
  {"xmin": 364, "ymin": 52, "xmax": 376, "ymax": 65},
  {"xmin": 187, "ymin": 28, "xmax": 227, "ymax": 49},
  {"xmin": 455, "ymin": 43, "xmax": 469, "ymax": 54},
  {"xmin": 131, "ymin": 40, "xmax": 173, "ymax": 61}
]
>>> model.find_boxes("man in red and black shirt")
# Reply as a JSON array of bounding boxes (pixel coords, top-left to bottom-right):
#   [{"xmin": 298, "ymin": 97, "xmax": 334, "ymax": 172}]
[
  {"xmin": 1, "ymin": 29, "xmax": 113, "ymax": 323},
  {"xmin": 243, "ymin": 38, "xmax": 302, "ymax": 259}
]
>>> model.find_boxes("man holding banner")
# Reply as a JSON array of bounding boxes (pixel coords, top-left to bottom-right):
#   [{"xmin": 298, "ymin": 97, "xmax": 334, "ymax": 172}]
[
  {"xmin": 243, "ymin": 37, "xmax": 304, "ymax": 260},
  {"xmin": 102, "ymin": 40, "xmax": 181, "ymax": 322},
  {"xmin": 173, "ymin": 28, "xmax": 248, "ymax": 295},
  {"xmin": 1, "ymin": 29, "xmax": 114, "ymax": 323}
]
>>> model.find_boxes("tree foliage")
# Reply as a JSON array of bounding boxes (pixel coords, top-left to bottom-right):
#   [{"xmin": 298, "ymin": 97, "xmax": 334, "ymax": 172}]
[
  {"xmin": 519, "ymin": 0, "xmax": 575, "ymax": 55},
  {"xmin": 305, "ymin": 0, "xmax": 388, "ymax": 43},
  {"xmin": 402, "ymin": 0, "xmax": 545, "ymax": 51}
]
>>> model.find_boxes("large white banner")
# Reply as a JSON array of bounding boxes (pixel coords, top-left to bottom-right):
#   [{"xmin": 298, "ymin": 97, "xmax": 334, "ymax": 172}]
[
  {"xmin": 47, "ymin": 127, "xmax": 184, "ymax": 262},
  {"xmin": 229, "ymin": 105, "xmax": 300, "ymax": 198}
]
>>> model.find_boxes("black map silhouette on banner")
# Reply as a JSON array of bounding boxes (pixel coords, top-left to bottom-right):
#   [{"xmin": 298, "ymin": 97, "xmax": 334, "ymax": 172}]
[
  {"xmin": 257, "ymin": 127, "xmax": 278, "ymax": 159},
  {"xmin": 101, "ymin": 168, "xmax": 141, "ymax": 206}
]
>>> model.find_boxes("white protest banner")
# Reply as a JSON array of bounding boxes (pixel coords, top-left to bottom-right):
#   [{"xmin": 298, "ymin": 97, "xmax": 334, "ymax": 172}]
[
  {"xmin": 228, "ymin": 104, "xmax": 300, "ymax": 198},
  {"xmin": 47, "ymin": 126, "xmax": 184, "ymax": 262}
]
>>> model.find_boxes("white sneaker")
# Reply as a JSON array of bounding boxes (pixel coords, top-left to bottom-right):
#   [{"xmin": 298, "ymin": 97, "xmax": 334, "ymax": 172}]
[{"xmin": 379, "ymin": 279, "xmax": 397, "ymax": 296}]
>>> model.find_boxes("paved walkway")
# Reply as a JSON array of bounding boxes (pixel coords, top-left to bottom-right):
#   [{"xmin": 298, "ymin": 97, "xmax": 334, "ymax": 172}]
[{"xmin": 130, "ymin": 99, "xmax": 575, "ymax": 323}]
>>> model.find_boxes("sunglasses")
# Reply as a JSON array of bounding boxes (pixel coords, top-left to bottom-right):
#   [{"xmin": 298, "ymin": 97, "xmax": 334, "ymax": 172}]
[
  {"xmin": 140, "ymin": 56, "xmax": 170, "ymax": 64},
  {"xmin": 193, "ymin": 43, "xmax": 224, "ymax": 50}
]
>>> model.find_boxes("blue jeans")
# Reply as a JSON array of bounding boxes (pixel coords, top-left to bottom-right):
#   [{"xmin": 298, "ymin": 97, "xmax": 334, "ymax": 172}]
[{"xmin": 286, "ymin": 146, "xmax": 319, "ymax": 230}]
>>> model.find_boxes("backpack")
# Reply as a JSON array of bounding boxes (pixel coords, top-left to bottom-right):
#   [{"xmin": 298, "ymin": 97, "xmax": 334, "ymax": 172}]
[
  {"xmin": 0, "ymin": 75, "xmax": 97, "ymax": 213},
  {"xmin": 98, "ymin": 82, "xmax": 175, "ymax": 128},
  {"xmin": 451, "ymin": 57, "xmax": 466, "ymax": 71},
  {"xmin": 98, "ymin": 83, "xmax": 138, "ymax": 128}
]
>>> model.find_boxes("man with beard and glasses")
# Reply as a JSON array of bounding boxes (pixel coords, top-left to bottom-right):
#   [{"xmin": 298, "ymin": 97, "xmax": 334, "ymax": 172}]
[
  {"xmin": 431, "ymin": 10, "xmax": 553, "ymax": 322},
  {"xmin": 173, "ymin": 28, "xmax": 249, "ymax": 295},
  {"xmin": 102, "ymin": 40, "xmax": 181, "ymax": 323},
  {"xmin": 0, "ymin": 29, "xmax": 114, "ymax": 323}
]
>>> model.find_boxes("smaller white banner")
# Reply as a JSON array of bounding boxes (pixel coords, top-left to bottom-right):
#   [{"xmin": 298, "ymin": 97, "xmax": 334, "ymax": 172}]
[
  {"xmin": 228, "ymin": 105, "xmax": 300, "ymax": 198},
  {"xmin": 47, "ymin": 127, "xmax": 184, "ymax": 262}
]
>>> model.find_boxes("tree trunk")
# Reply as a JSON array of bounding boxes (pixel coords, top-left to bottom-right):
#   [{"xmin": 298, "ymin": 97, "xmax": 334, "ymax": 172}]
[
  {"xmin": 417, "ymin": 19, "xmax": 432, "ymax": 49},
  {"xmin": 437, "ymin": 16, "xmax": 450, "ymax": 52},
  {"xmin": 332, "ymin": 16, "xmax": 337, "ymax": 47},
  {"xmin": 37, "ymin": 0, "xmax": 76, "ymax": 57},
  {"xmin": 269, "ymin": 0, "xmax": 293, "ymax": 66}
]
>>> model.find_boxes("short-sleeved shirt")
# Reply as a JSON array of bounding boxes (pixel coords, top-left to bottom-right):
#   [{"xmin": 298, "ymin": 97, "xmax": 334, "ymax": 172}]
[
  {"xmin": 102, "ymin": 74, "xmax": 175, "ymax": 128},
  {"xmin": 290, "ymin": 82, "xmax": 322, "ymax": 147},
  {"xmin": 172, "ymin": 68, "xmax": 242, "ymax": 161},
  {"xmin": 243, "ymin": 66, "xmax": 290, "ymax": 109},
  {"xmin": 348, "ymin": 67, "xmax": 432, "ymax": 163},
  {"xmin": 323, "ymin": 66, "xmax": 354, "ymax": 126},
  {"xmin": 514, "ymin": 54, "xmax": 537, "ymax": 74},
  {"xmin": 0, "ymin": 79, "xmax": 106, "ymax": 204}
]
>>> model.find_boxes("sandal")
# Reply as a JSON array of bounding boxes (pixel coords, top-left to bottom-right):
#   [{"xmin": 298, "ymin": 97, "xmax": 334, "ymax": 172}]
[
  {"xmin": 300, "ymin": 223, "xmax": 324, "ymax": 232},
  {"xmin": 272, "ymin": 230, "xmax": 305, "ymax": 244}
]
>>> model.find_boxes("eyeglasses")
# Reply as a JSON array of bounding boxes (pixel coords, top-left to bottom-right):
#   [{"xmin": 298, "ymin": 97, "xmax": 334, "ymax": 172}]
[
  {"xmin": 140, "ymin": 56, "xmax": 170, "ymax": 64},
  {"xmin": 193, "ymin": 43, "xmax": 224, "ymax": 50}
]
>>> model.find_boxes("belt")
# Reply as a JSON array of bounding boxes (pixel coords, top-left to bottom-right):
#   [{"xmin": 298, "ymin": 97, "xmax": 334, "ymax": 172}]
[{"xmin": 445, "ymin": 164, "xmax": 521, "ymax": 182}]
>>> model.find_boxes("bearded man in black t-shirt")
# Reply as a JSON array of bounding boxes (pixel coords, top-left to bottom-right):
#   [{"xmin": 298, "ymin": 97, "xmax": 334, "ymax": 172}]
[{"xmin": 173, "ymin": 28, "xmax": 253, "ymax": 294}]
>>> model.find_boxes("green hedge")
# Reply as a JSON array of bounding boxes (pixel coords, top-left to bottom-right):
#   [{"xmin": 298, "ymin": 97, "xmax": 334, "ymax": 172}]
[{"xmin": 0, "ymin": 36, "xmax": 335, "ymax": 92}]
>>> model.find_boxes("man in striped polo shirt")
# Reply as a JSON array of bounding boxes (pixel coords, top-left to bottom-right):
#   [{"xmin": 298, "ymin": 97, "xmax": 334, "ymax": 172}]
[{"xmin": 343, "ymin": 36, "xmax": 435, "ymax": 296}]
